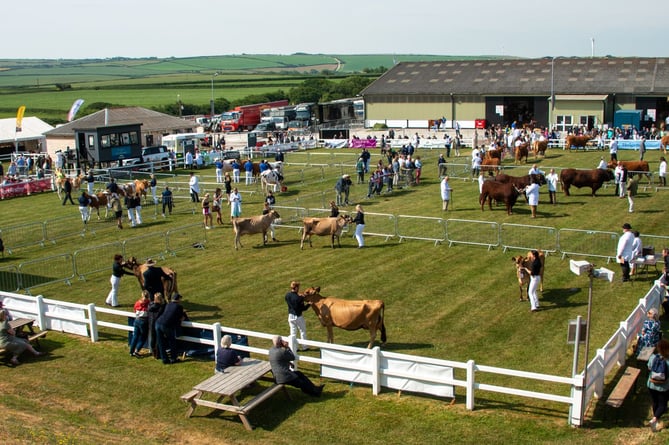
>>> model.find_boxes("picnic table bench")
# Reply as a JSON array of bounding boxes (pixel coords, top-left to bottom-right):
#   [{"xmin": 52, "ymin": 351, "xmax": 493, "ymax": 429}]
[
  {"xmin": 181, "ymin": 359, "xmax": 288, "ymax": 431},
  {"xmin": 605, "ymin": 366, "xmax": 641, "ymax": 409},
  {"xmin": 0, "ymin": 318, "xmax": 48, "ymax": 358}
]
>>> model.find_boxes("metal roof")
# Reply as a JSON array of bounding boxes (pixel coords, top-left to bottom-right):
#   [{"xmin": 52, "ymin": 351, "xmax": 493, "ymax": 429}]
[
  {"xmin": 45, "ymin": 107, "xmax": 195, "ymax": 136},
  {"xmin": 360, "ymin": 57, "xmax": 669, "ymax": 96}
]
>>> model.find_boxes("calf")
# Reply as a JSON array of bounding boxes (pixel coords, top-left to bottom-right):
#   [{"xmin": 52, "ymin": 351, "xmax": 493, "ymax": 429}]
[
  {"xmin": 511, "ymin": 251, "xmax": 545, "ymax": 301},
  {"xmin": 300, "ymin": 215, "xmax": 351, "ymax": 249},
  {"xmin": 231, "ymin": 210, "xmax": 280, "ymax": 250}
]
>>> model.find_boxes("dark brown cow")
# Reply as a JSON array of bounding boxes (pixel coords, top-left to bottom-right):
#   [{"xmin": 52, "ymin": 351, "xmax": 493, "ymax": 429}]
[
  {"xmin": 495, "ymin": 173, "xmax": 546, "ymax": 189},
  {"xmin": 559, "ymin": 168, "xmax": 614, "ymax": 196},
  {"xmin": 532, "ymin": 140, "xmax": 548, "ymax": 158},
  {"xmin": 565, "ymin": 134, "xmax": 593, "ymax": 151},
  {"xmin": 514, "ymin": 143, "xmax": 529, "ymax": 164},
  {"xmin": 231, "ymin": 210, "xmax": 280, "ymax": 249},
  {"xmin": 300, "ymin": 215, "xmax": 351, "ymax": 249},
  {"xmin": 480, "ymin": 181, "xmax": 521, "ymax": 215},
  {"xmin": 511, "ymin": 251, "xmax": 545, "ymax": 301},
  {"xmin": 301, "ymin": 286, "xmax": 387, "ymax": 348}
]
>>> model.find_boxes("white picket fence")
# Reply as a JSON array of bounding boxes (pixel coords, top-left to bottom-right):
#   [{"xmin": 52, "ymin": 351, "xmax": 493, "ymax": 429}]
[{"xmin": 1, "ymin": 280, "xmax": 663, "ymax": 426}]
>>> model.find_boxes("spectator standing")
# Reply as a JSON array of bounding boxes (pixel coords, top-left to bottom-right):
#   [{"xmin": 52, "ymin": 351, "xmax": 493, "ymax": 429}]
[
  {"xmin": 414, "ymin": 156, "xmax": 423, "ymax": 184},
  {"xmin": 356, "ymin": 157, "xmax": 365, "ymax": 184},
  {"xmin": 129, "ymin": 291, "xmax": 150, "ymax": 358},
  {"xmin": 353, "ymin": 204, "xmax": 365, "ymax": 248},
  {"xmin": 285, "ymin": 281, "xmax": 309, "ymax": 349},
  {"xmin": 610, "ymin": 138, "xmax": 618, "ymax": 162},
  {"xmin": 269, "ymin": 335, "xmax": 323, "ymax": 396},
  {"xmin": 647, "ymin": 339, "xmax": 669, "ymax": 432},
  {"xmin": 230, "ymin": 187, "xmax": 242, "ymax": 218},
  {"xmin": 185, "ymin": 151, "xmax": 193, "ymax": 169},
  {"xmin": 202, "ymin": 193, "xmax": 212, "ymax": 229},
  {"xmin": 215, "ymin": 335, "xmax": 241, "ymax": 373},
  {"xmin": 438, "ymin": 153, "xmax": 448, "ymax": 176},
  {"xmin": 335, "ymin": 174, "xmax": 352, "ymax": 206},
  {"xmin": 617, "ymin": 223, "xmax": 635, "ymax": 282},
  {"xmin": 155, "ymin": 293, "xmax": 186, "ymax": 364},
  {"xmin": 639, "ymin": 136, "xmax": 646, "ymax": 160},
  {"xmin": 161, "ymin": 186, "xmax": 173, "ymax": 217},
  {"xmin": 224, "ymin": 172, "xmax": 232, "ymax": 204},
  {"xmin": 546, "ymin": 168, "xmax": 558, "ymax": 205},
  {"xmin": 105, "ymin": 254, "xmax": 133, "ymax": 307},
  {"xmin": 659, "ymin": 157, "xmax": 667, "ymax": 187},
  {"xmin": 189, "ymin": 172, "xmax": 200, "ymax": 202},
  {"xmin": 86, "ymin": 170, "xmax": 95, "ymax": 194},
  {"xmin": 213, "ymin": 188, "xmax": 224, "ymax": 225},
  {"xmin": 440, "ymin": 176, "xmax": 451, "ymax": 211},
  {"xmin": 147, "ymin": 292, "xmax": 166, "ymax": 359},
  {"xmin": 627, "ymin": 176, "xmax": 638, "ymax": 213}
]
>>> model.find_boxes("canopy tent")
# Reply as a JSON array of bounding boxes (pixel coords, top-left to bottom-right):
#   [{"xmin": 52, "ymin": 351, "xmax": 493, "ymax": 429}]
[{"xmin": 0, "ymin": 116, "xmax": 53, "ymax": 153}]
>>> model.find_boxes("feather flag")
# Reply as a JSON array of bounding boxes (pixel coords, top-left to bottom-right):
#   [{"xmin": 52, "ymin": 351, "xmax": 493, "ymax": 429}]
[
  {"xmin": 68, "ymin": 99, "xmax": 85, "ymax": 122},
  {"xmin": 15, "ymin": 105, "xmax": 26, "ymax": 132}
]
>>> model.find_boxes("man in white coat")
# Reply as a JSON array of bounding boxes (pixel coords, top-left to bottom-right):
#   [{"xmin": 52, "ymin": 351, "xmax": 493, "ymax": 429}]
[{"xmin": 617, "ymin": 223, "xmax": 635, "ymax": 282}]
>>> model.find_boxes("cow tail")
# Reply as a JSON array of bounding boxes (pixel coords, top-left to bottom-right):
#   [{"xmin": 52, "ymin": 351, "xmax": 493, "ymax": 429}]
[{"xmin": 380, "ymin": 303, "xmax": 387, "ymax": 344}]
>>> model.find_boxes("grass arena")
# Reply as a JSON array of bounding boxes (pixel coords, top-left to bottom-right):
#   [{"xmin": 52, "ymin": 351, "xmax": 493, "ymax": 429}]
[{"xmin": 1, "ymin": 143, "xmax": 667, "ymax": 444}]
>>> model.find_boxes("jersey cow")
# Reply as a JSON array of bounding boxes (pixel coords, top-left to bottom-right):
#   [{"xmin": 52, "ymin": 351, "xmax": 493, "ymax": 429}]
[
  {"xmin": 231, "ymin": 210, "xmax": 280, "ymax": 250},
  {"xmin": 560, "ymin": 168, "xmax": 614, "ymax": 196},
  {"xmin": 300, "ymin": 215, "xmax": 351, "ymax": 249},
  {"xmin": 480, "ymin": 181, "xmax": 521, "ymax": 215},
  {"xmin": 301, "ymin": 286, "xmax": 387, "ymax": 348},
  {"xmin": 511, "ymin": 251, "xmax": 545, "ymax": 301}
]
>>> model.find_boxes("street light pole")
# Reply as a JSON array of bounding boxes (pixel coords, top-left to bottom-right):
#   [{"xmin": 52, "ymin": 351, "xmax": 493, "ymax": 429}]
[{"xmin": 210, "ymin": 72, "xmax": 219, "ymax": 117}]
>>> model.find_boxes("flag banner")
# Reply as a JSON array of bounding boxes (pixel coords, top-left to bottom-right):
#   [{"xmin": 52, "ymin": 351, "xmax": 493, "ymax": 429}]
[
  {"xmin": 68, "ymin": 99, "xmax": 85, "ymax": 122},
  {"xmin": 15, "ymin": 105, "xmax": 26, "ymax": 132}
]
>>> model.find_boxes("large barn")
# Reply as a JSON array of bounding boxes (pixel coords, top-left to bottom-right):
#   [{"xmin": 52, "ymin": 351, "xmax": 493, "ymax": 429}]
[{"xmin": 360, "ymin": 57, "xmax": 669, "ymax": 133}]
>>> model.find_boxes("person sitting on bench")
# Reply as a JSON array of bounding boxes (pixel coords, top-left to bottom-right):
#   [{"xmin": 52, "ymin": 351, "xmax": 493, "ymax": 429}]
[
  {"xmin": 0, "ymin": 310, "xmax": 45, "ymax": 366},
  {"xmin": 268, "ymin": 335, "xmax": 324, "ymax": 397}
]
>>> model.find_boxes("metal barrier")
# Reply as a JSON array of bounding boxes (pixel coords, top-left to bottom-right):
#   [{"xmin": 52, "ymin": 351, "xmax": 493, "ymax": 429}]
[
  {"xmin": 0, "ymin": 265, "xmax": 20, "ymax": 292},
  {"xmin": 166, "ymin": 224, "xmax": 208, "ymax": 254},
  {"xmin": 20, "ymin": 254, "xmax": 76, "ymax": 293},
  {"xmin": 44, "ymin": 215, "xmax": 88, "ymax": 243},
  {"xmin": 122, "ymin": 232, "xmax": 170, "ymax": 262},
  {"xmin": 446, "ymin": 219, "xmax": 499, "ymax": 250},
  {"xmin": 441, "ymin": 162, "xmax": 472, "ymax": 180},
  {"xmin": 73, "ymin": 242, "xmax": 124, "ymax": 280},
  {"xmin": 397, "ymin": 215, "xmax": 446, "ymax": 245},
  {"xmin": 360, "ymin": 212, "xmax": 396, "ymax": 241},
  {"xmin": 641, "ymin": 234, "xmax": 669, "ymax": 253},
  {"xmin": 500, "ymin": 223, "xmax": 559, "ymax": 254},
  {"xmin": 558, "ymin": 228, "xmax": 618, "ymax": 261},
  {"xmin": 0, "ymin": 221, "xmax": 46, "ymax": 253}
]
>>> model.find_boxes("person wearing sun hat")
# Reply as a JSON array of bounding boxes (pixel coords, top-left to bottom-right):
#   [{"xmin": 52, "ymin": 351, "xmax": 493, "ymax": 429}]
[{"xmin": 617, "ymin": 223, "xmax": 635, "ymax": 282}]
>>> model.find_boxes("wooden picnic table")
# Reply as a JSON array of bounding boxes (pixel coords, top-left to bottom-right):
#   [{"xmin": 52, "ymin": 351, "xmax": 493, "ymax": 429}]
[
  {"xmin": 9, "ymin": 318, "xmax": 47, "ymax": 345},
  {"xmin": 181, "ymin": 359, "xmax": 288, "ymax": 431}
]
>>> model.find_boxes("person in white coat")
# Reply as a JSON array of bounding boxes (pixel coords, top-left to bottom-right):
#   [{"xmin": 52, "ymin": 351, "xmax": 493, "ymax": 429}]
[
  {"xmin": 617, "ymin": 223, "xmax": 635, "ymax": 282},
  {"xmin": 440, "ymin": 176, "xmax": 451, "ymax": 211}
]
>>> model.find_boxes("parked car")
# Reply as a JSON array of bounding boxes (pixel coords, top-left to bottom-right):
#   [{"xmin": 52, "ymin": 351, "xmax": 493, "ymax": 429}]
[{"xmin": 123, "ymin": 145, "xmax": 171, "ymax": 169}]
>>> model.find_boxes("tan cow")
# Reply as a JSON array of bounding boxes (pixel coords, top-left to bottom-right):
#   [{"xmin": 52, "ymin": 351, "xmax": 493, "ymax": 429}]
[
  {"xmin": 532, "ymin": 140, "xmax": 548, "ymax": 158},
  {"xmin": 661, "ymin": 135, "xmax": 669, "ymax": 155},
  {"xmin": 511, "ymin": 251, "xmax": 545, "ymax": 301},
  {"xmin": 231, "ymin": 210, "xmax": 280, "ymax": 250},
  {"xmin": 301, "ymin": 286, "xmax": 387, "ymax": 348},
  {"xmin": 300, "ymin": 215, "xmax": 351, "ymax": 249}
]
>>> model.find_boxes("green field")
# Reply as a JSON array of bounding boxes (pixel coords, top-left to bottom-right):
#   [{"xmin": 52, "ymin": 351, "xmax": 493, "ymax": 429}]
[{"xmin": 0, "ymin": 146, "xmax": 666, "ymax": 444}]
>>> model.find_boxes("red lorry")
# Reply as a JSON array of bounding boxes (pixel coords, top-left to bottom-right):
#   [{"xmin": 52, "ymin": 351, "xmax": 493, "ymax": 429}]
[{"xmin": 218, "ymin": 100, "xmax": 289, "ymax": 132}]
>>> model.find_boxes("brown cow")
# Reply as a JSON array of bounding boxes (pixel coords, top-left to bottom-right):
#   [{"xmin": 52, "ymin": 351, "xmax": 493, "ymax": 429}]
[
  {"xmin": 301, "ymin": 286, "xmax": 387, "ymax": 349},
  {"xmin": 480, "ymin": 181, "xmax": 521, "ymax": 215},
  {"xmin": 606, "ymin": 160, "xmax": 651, "ymax": 179},
  {"xmin": 126, "ymin": 257, "xmax": 178, "ymax": 301},
  {"xmin": 300, "ymin": 215, "xmax": 351, "ymax": 249},
  {"xmin": 532, "ymin": 140, "xmax": 548, "ymax": 158},
  {"xmin": 511, "ymin": 251, "xmax": 545, "ymax": 301},
  {"xmin": 559, "ymin": 168, "xmax": 614, "ymax": 196},
  {"xmin": 661, "ymin": 135, "xmax": 669, "ymax": 155},
  {"xmin": 565, "ymin": 134, "xmax": 593, "ymax": 151},
  {"xmin": 84, "ymin": 191, "xmax": 109, "ymax": 219},
  {"xmin": 514, "ymin": 143, "xmax": 529, "ymax": 164},
  {"xmin": 481, "ymin": 158, "xmax": 501, "ymax": 175},
  {"xmin": 485, "ymin": 148, "xmax": 503, "ymax": 160},
  {"xmin": 231, "ymin": 210, "xmax": 280, "ymax": 249}
]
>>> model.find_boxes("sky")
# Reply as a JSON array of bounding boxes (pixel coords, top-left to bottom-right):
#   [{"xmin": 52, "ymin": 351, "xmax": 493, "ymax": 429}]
[{"xmin": 4, "ymin": 0, "xmax": 665, "ymax": 60}]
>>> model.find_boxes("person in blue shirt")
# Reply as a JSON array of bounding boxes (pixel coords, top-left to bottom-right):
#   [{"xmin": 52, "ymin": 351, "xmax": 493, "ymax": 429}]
[{"xmin": 215, "ymin": 335, "xmax": 242, "ymax": 373}]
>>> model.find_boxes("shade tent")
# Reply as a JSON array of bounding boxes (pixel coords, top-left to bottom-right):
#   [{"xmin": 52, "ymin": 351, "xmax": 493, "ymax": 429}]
[{"xmin": 0, "ymin": 116, "xmax": 53, "ymax": 153}]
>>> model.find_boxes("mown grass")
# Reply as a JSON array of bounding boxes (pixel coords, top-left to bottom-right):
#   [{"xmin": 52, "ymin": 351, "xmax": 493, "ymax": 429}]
[{"xmin": 0, "ymin": 146, "xmax": 667, "ymax": 444}]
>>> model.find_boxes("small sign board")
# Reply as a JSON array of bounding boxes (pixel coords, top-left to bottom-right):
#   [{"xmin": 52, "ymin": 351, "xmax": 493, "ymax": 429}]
[{"xmin": 567, "ymin": 319, "xmax": 587, "ymax": 344}]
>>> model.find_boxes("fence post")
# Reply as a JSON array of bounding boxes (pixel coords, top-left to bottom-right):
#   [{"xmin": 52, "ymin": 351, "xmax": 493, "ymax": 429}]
[
  {"xmin": 569, "ymin": 373, "xmax": 585, "ymax": 426},
  {"xmin": 35, "ymin": 295, "xmax": 47, "ymax": 330},
  {"xmin": 372, "ymin": 346, "xmax": 381, "ymax": 395},
  {"xmin": 88, "ymin": 303, "xmax": 98, "ymax": 342},
  {"xmin": 466, "ymin": 359, "xmax": 475, "ymax": 410},
  {"xmin": 213, "ymin": 322, "xmax": 222, "ymax": 362}
]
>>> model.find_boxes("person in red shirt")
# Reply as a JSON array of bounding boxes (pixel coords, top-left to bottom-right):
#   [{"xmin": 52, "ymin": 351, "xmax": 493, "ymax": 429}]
[{"xmin": 129, "ymin": 291, "xmax": 150, "ymax": 357}]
